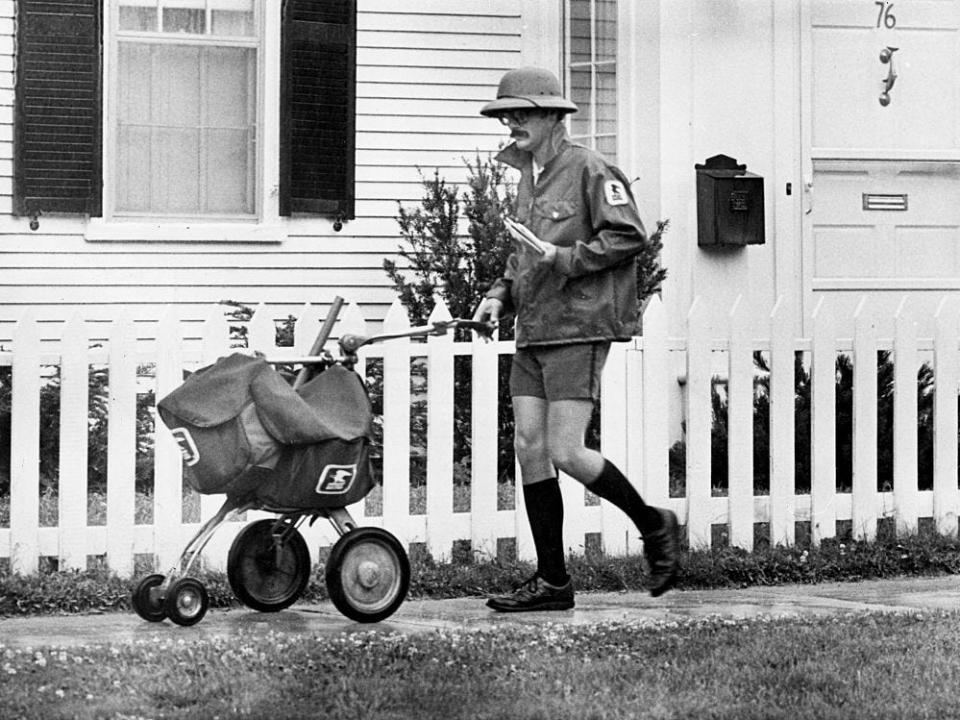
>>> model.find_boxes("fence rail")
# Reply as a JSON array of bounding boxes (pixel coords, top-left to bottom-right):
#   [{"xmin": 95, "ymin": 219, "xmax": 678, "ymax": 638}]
[{"xmin": 1, "ymin": 294, "xmax": 958, "ymax": 575}]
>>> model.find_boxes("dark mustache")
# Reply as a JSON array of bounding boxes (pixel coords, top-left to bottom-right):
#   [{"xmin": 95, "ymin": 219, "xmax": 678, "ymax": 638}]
[{"xmin": 511, "ymin": 131, "xmax": 527, "ymax": 139}]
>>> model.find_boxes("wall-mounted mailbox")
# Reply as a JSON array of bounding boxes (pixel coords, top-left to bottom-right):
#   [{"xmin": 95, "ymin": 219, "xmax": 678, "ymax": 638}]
[{"xmin": 695, "ymin": 154, "xmax": 765, "ymax": 247}]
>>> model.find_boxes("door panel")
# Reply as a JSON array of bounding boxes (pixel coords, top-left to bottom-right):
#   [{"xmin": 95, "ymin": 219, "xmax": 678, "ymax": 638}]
[
  {"xmin": 803, "ymin": 0, "xmax": 960, "ymax": 336},
  {"xmin": 810, "ymin": 0, "xmax": 959, "ymax": 152}
]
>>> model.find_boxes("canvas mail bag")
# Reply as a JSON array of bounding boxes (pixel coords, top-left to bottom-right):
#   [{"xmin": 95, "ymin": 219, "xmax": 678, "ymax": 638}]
[
  {"xmin": 254, "ymin": 364, "xmax": 377, "ymax": 509},
  {"xmin": 157, "ymin": 353, "xmax": 332, "ymax": 495}
]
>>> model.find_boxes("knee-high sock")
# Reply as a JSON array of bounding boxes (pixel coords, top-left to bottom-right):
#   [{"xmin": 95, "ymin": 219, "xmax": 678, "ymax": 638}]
[
  {"xmin": 586, "ymin": 460, "xmax": 662, "ymax": 536},
  {"xmin": 522, "ymin": 477, "xmax": 567, "ymax": 586}
]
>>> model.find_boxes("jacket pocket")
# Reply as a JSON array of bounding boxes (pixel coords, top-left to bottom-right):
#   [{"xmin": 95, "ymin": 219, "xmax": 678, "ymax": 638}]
[{"xmin": 533, "ymin": 197, "xmax": 578, "ymax": 223}]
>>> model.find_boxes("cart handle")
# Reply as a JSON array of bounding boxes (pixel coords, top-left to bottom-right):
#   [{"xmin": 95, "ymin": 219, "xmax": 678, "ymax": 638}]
[
  {"xmin": 338, "ymin": 318, "xmax": 496, "ymax": 354},
  {"xmin": 293, "ymin": 296, "xmax": 344, "ymax": 389}
]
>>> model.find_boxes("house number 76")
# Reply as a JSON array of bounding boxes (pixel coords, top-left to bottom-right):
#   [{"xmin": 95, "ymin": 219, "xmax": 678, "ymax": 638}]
[{"xmin": 875, "ymin": 1, "xmax": 897, "ymax": 28}]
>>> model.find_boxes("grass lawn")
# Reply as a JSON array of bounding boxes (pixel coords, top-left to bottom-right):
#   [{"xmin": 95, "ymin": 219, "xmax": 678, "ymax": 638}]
[{"xmin": 1, "ymin": 610, "xmax": 958, "ymax": 719}]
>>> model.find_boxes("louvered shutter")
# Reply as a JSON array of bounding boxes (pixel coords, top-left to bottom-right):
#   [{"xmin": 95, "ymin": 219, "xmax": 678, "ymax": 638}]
[
  {"xmin": 279, "ymin": 0, "xmax": 356, "ymax": 220},
  {"xmin": 14, "ymin": 0, "xmax": 103, "ymax": 217}
]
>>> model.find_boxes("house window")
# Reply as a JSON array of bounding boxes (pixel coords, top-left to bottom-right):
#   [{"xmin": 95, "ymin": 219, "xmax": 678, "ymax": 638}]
[
  {"xmin": 111, "ymin": 0, "xmax": 260, "ymax": 218},
  {"xmin": 565, "ymin": 0, "xmax": 617, "ymax": 161},
  {"xmin": 14, "ymin": 0, "xmax": 357, "ymax": 232}
]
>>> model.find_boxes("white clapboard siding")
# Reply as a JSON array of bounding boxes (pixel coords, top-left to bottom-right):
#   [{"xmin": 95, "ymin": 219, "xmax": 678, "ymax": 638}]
[{"xmin": 0, "ymin": 0, "xmax": 522, "ymax": 328}]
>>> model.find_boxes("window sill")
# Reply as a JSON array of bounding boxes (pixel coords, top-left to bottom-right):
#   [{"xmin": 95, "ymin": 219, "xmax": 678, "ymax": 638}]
[{"xmin": 84, "ymin": 219, "xmax": 288, "ymax": 244}]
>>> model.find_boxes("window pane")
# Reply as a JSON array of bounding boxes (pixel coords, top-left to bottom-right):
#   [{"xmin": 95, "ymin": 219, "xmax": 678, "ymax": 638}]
[
  {"xmin": 205, "ymin": 128, "xmax": 253, "ymax": 212},
  {"xmin": 156, "ymin": 128, "xmax": 202, "ymax": 212},
  {"xmin": 115, "ymin": 41, "xmax": 256, "ymax": 216},
  {"xmin": 152, "ymin": 45, "xmax": 202, "ymax": 127},
  {"xmin": 567, "ymin": 0, "xmax": 617, "ymax": 161},
  {"xmin": 119, "ymin": 6, "xmax": 158, "ymax": 31},
  {"xmin": 596, "ymin": 0, "xmax": 617, "ymax": 60},
  {"xmin": 211, "ymin": 10, "xmax": 254, "ymax": 36},
  {"xmin": 163, "ymin": 8, "xmax": 205, "ymax": 34}
]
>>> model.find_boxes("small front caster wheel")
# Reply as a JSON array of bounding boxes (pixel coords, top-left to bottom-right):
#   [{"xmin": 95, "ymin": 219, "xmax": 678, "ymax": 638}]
[
  {"xmin": 325, "ymin": 527, "xmax": 409, "ymax": 623},
  {"xmin": 164, "ymin": 578, "xmax": 209, "ymax": 627},
  {"xmin": 132, "ymin": 573, "xmax": 167, "ymax": 622}
]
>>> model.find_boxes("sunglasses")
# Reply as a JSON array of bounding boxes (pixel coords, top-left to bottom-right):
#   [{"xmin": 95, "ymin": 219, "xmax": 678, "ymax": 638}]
[{"xmin": 497, "ymin": 110, "xmax": 538, "ymax": 126}]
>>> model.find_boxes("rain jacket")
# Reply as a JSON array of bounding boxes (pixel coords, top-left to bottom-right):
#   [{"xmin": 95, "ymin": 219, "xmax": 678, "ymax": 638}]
[{"xmin": 485, "ymin": 134, "xmax": 648, "ymax": 347}]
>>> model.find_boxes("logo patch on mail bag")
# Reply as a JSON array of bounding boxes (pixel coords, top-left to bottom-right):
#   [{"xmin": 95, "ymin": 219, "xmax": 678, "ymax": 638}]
[
  {"xmin": 315, "ymin": 464, "xmax": 358, "ymax": 494},
  {"xmin": 171, "ymin": 428, "xmax": 200, "ymax": 466},
  {"xmin": 604, "ymin": 180, "xmax": 629, "ymax": 206}
]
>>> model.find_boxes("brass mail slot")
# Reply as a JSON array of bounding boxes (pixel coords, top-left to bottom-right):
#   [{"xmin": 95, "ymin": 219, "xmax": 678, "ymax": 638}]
[{"xmin": 862, "ymin": 193, "xmax": 908, "ymax": 211}]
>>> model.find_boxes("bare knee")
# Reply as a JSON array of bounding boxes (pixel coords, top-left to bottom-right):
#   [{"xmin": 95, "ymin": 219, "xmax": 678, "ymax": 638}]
[
  {"xmin": 545, "ymin": 437, "xmax": 583, "ymax": 475},
  {"xmin": 514, "ymin": 429, "xmax": 547, "ymax": 465}
]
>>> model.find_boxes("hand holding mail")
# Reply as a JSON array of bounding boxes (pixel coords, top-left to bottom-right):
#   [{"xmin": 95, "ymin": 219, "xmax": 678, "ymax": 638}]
[{"xmin": 504, "ymin": 218, "xmax": 555, "ymax": 263}]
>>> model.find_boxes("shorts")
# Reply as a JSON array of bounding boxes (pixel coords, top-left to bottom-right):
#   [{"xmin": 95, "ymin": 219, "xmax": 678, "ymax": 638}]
[{"xmin": 509, "ymin": 342, "xmax": 611, "ymax": 402}]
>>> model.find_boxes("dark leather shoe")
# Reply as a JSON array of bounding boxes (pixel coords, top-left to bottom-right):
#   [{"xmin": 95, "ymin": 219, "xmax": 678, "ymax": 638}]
[
  {"xmin": 486, "ymin": 575, "xmax": 575, "ymax": 612},
  {"xmin": 644, "ymin": 508, "xmax": 680, "ymax": 597}
]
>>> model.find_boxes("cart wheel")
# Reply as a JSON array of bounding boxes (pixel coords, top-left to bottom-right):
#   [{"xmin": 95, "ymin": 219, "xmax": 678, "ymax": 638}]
[
  {"xmin": 131, "ymin": 573, "xmax": 167, "ymax": 622},
  {"xmin": 227, "ymin": 519, "xmax": 311, "ymax": 612},
  {"xmin": 325, "ymin": 527, "xmax": 409, "ymax": 623},
  {"xmin": 164, "ymin": 578, "xmax": 209, "ymax": 627}
]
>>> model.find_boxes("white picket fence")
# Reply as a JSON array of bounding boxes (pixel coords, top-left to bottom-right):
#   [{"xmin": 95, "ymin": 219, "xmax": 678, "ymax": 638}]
[{"xmin": 1, "ymin": 293, "xmax": 959, "ymax": 576}]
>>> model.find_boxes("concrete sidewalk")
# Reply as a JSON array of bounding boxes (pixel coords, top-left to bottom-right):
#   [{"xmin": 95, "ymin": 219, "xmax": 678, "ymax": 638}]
[{"xmin": 2, "ymin": 575, "xmax": 959, "ymax": 649}]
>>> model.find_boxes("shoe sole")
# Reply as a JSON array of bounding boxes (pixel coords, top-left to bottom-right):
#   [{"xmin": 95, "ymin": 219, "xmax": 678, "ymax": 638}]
[{"xmin": 486, "ymin": 599, "xmax": 575, "ymax": 613}]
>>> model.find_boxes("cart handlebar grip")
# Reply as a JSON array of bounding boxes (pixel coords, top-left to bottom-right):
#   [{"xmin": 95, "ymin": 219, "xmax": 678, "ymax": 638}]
[{"xmin": 338, "ymin": 333, "xmax": 368, "ymax": 354}]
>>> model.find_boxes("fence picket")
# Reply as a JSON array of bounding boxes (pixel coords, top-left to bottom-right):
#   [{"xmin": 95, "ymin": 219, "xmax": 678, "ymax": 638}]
[
  {"xmin": 248, "ymin": 303, "xmax": 275, "ymax": 351},
  {"xmin": 58, "ymin": 312, "xmax": 89, "ymax": 571},
  {"xmin": 154, "ymin": 306, "xmax": 184, "ymax": 570},
  {"xmin": 294, "ymin": 303, "xmax": 323, "ymax": 355},
  {"xmin": 933, "ymin": 299, "xmax": 960, "ymax": 534},
  {"xmin": 381, "ymin": 300, "xmax": 412, "ymax": 544},
  {"xmin": 600, "ymin": 339, "xmax": 632, "ymax": 555},
  {"xmin": 852, "ymin": 298, "xmax": 879, "ymax": 541},
  {"xmin": 727, "ymin": 295, "xmax": 754, "ymax": 550},
  {"xmin": 198, "ymin": 306, "xmax": 231, "ymax": 534},
  {"xmin": 339, "ymin": 300, "xmax": 371, "ymax": 526},
  {"xmin": 810, "ymin": 297, "xmax": 837, "ymax": 544},
  {"xmin": 106, "ymin": 311, "xmax": 138, "ymax": 575},
  {"xmin": 768, "ymin": 296, "xmax": 795, "ymax": 546},
  {"xmin": 685, "ymin": 297, "xmax": 713, "ymax": 548},
  {"xmin": 893, "ymin": 297, "xmax": 919, "ymax": 535},
  {"xmin": 10, "ymin": 309, "xmax": 41, "ymax": 574},
  {"xmin": 639, "ymin": 295, "xmax": 670, "ymax": 515},
  {"xmin": 470, "ymin": 322, "xmax": 500, "ymax": 559},
  {"xmin": 425, "ymin": 299, "xmax": 456, "ymax": 560}
]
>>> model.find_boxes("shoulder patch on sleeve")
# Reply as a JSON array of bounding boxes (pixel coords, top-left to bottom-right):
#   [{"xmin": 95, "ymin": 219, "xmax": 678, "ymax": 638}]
[{"xmin": 603, "ymin": 180, "xmax": 629, "ymax": 206}]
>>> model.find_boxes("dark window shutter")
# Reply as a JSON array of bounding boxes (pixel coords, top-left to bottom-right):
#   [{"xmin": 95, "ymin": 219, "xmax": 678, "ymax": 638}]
[
  {"xmin": 280, "ymin": 0, "xmax": 356, "ymax": 220},
  {"xmin": 14, "ymin": 0, "xmax": 103, "ymax": 217}
]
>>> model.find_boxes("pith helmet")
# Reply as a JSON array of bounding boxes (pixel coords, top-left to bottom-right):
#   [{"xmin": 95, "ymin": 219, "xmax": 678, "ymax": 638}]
[{"xmin": 480, "ymin": 66, "xmax": 578, "ymax": 117}]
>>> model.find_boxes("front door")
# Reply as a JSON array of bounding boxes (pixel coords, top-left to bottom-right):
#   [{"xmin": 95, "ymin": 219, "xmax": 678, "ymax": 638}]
[{"xmin": 802, "ymin": 0, "xmax": 960, "ymax": 336}]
